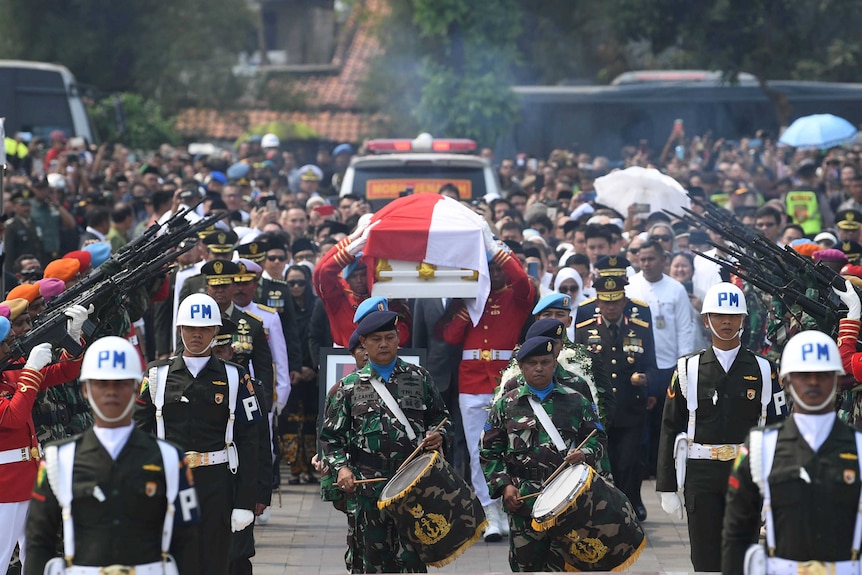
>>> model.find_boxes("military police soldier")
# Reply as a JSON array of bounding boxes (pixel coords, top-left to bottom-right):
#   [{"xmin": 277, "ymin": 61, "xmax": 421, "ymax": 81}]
[
  {"xmin": 481, "ymin": 336, "xmax": 608, "ymax": 572},
  {"xmin": 722, "ymin": 331, "xmax": 862, "ymax": 575},
  {"xmin": 135, "ymin": 294, "xmax": 261, "ymax": 575},
  {"xmin": 657, "ymin": 282, "xmax": 788, "ymax": 572},
  {"xmin": 319, "ymin": 310, "xmax": 451, "ymax": 573},
  {"xmin": 575, "ymin": 273, "xmax": 657, "ymax": 522},
  {"xmin": 27, "ymin": 336, "xmax": 200, "ymax": 575}
]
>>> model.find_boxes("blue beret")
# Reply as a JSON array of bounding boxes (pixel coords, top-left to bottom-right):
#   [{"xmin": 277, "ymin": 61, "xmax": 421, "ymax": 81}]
[
  {"xmin": 532, "ymin": 293, "xmax": 572, "ymax": 316},
  {"xmin": 348, "ymin": 330, "xmax": 362, "ymax": 352},
  {"xmin": 525, "ymin": 318, "xmax": 565, "ymax": 340},
  {"xmin": 354, "ymin": 297, "xmax": 388, "ymax": 324},
  {"xmin": 333, "ymin": 143, "xmax": 355, "ymax": 156},
  {"xmin": 342, "ymin": 253, "xmax": 367, "ymax": 280},
  {"xmin": 0, "ymin": 316, "xmax": 10, "ymax": 342},
  {"xmin": 209, "ymin": 171, "xmax": 227, "ymax": 185},
  {"xmin": 356, "ymin": 311, "xmax": 398, "ymax": 337},
  {"xmin": 227, "ymin": 162, "xmax": 250, "ymax": 180},
  {"xmin": 516, "ymin": 336, "xmax": 556, "ymax": 361},
  {"xmin": 83, "ymin": 242, "xmax": 112, "ymax": 268}
]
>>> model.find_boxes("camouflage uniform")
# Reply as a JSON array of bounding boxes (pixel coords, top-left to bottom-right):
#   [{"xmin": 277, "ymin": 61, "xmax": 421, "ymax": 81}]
[
  {"xmin": 319, "ymin": 358, "xmax": 451, "ymax": 574},
  {"xmin": 480, "ymin": 382, "xmax": 607, "ymax": 572}
]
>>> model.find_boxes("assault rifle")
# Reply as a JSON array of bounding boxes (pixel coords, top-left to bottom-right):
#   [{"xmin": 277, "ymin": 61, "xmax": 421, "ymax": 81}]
[{"xmin": 1, "ymin": 207, "xmax": 227, "ymax": 370}]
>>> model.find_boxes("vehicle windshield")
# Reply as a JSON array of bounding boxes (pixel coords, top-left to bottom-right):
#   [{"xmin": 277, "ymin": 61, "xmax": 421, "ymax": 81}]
[{"xmin": 351, "ymin": 164, "xmax": 487, "ymax": 209}]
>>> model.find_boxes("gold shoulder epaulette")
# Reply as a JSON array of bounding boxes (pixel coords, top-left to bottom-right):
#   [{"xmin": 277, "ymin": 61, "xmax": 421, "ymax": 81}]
[
  {"xmin": 630, "ymin": 317, "xmax": 649, "ymax": 328},
  {"xmin": 243, "ymin": 310, "xmax": 263, "ymax": 323},
  {"xmin": 579, "ymin": 297, "xmax": 597, "ymax": 306},
  {"xmin": 630, "ymin": 298, "xmax": 649, "ymax": 307},
  {"xmin": 576, "ymin": 318, "xmax": 596, "ymax": 329},
  {"xmin": 256, "ymin": 303, "xmax": 276, "ymax": 314}
]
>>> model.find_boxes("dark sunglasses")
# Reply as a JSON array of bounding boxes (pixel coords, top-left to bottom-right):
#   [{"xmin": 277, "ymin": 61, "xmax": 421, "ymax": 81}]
[
  {"xmin": 628, "ymin": 248, "xmax": 640, "ymax": 255},
  {"xmin": 267, "ymin": 255, "xmax": 286, "ymax": 262},
  {"xmin": 558, "ymin": 285, "xmax": 579, "ymax": 295},
  {"xmin": 651, "ymin": 235, "xmax": 672, "ymax": 242},
  {"xmin": 287, "ymin": 280, "xmax": 306, "ymax": 288}
]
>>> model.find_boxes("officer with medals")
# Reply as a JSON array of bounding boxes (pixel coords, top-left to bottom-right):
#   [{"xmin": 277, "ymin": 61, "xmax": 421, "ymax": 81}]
[
  {"xmin": 722, "ymin": 331, "xmax": 862, "ymax": 575},
  {"xmin": 135, "ymin": 294, "xmax": 261, "ymax": 575},
  {"xmin": 657, "ymin": 282, "xmax": 788, "ymax": 572},
  {"xmin": 575, "ymin": 255, "xmax": 653, "ymax": 327},
  {"xmin": 319, "ymin": 310, "xmax": 451, "ymax": 573},
  {"xmin": 481, "ymin": 336, "xmax": 608, "ymax": 572},
  {"xmin": 27, "ymin": 336, "xmax": 200, "ymax": 575},
  {"xmin": 575, "ymin": 272, "xmax": 656, "ymax": 522}
]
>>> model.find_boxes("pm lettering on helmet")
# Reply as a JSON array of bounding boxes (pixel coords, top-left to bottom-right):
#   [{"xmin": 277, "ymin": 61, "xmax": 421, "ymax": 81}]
[
  {"xmin": 97, "ymin": 350, "xmax": 126, "ymax": 369},
  {"xmin": 191, "ymin": 304, "xmax": 212, "ymax": 319},
  {"xmin": 718, "ymin": 291, "xmax": 739, "ymax": 308},
  {"xmin": 802, "ymin": 342, "xmax": 831, "ymax": 361}
]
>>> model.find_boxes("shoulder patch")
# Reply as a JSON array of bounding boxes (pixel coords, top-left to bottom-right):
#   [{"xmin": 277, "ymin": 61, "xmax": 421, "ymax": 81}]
[
  {"xmin": 576, "ymin": 318, "xmax": 597, "ymax": 329},
  {"xmin": 256, "ymin": 303, "xmax": 276, "ymax": 313},
  {"xmin": 578, "ymin": 297, "xmax": 597, "ymax": 307},
  {"xmin": 630, "ymin": 317, "xmax": 649, "ymax": 328}
]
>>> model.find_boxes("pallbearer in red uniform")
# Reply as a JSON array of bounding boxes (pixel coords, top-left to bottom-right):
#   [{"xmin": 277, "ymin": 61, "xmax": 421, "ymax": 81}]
[
  {"xmin": 313, "ymin": 216, "xmax": 411, "ymax": 348},
  {"xmin": 440, "ymin": 231, "xmax": 535, "ymax": 541}
]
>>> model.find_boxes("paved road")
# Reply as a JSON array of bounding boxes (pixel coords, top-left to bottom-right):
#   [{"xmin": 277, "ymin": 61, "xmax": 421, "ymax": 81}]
[{"xmin": 252, "ymin": 470, "xmax": 694, "ymax": 574}]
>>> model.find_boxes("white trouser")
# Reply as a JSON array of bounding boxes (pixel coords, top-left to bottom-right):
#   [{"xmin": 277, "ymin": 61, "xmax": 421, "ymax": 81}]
[
  {"xmin": 0, "ymin": 501, "xmax": 29, "ymax": 570},
  {"xmin": 66, "ymin": 561, "xmax": 164, "ymax": 574},
  {"xmin": 460, "ymin": 393, "xmax": 495, "ymax": 507}
]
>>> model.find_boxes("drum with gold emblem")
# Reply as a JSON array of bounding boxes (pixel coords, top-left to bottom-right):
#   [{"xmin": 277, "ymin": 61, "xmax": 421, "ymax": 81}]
[
  {"xmin": 531, "ymin": 463, "xmax": 646, "ymax": 571},
  {"xmin": 377, "ymin": 451, "xmax": 485, "ymax": 567}
]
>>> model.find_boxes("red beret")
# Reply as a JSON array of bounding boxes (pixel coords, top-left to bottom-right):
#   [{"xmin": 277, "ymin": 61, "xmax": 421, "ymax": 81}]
[{"xmin": 63, "ymin": 250, "xmax": 92, "ymax": 272}]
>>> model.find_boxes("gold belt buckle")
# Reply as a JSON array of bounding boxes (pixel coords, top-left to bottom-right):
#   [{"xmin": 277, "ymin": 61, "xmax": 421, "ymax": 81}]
[
  {"xmin": 29, "ymin": 446, "xmax": 40, "ymax": 460},
  {"xmin": 797, "ymin": 561, "xmax": 828, "ymax": 575},
  {"xmin": 480, "ymin": 349, "xmax": 492, "ymax": 361},
  {"xmin": 186, "ymin": 451, "xmax": 202, "ymax": 469},
  {"xmin": 100, "ymin": 566, "xmax": 134, "ymax": 575},
  {"xmin": 712, "ymin": 445, "xmax": 737, "ymax": 461}
]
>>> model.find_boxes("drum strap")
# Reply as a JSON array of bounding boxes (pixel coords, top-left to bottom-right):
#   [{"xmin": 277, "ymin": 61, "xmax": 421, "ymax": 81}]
[
  {"xmin": 371, "ymin": 380, "xmax": 417, "ymax": 441},
  {"xmin": 528, "ymin": 397, "xmax": 567, "ymax": 452}
]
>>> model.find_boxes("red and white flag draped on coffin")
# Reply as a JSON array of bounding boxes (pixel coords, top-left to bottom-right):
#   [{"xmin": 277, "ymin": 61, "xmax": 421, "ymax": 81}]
[{"xmin": 364, "ymin": 194, "xmax": 489, "ymax": 326}]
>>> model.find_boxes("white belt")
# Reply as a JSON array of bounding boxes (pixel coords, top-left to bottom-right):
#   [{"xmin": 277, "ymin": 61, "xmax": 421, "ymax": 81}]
[
  {"xmin": 66, "ymin": 561, "xmax": 165, "ymax": 574},
  {"xmin": 688, "ymin": 442, "xmax": 741, "ymax": 462},
  {"xmin": 462, "ymin": 349, "xmax": 512, "ymax": 361},
  {"xmin": 0, "ymin": 445, "xmax": 41, "ymax": 465},
  {"xmin": 767, "ymin": 557, "xmax": 860, "ymax": 575},
  {"xmin": 184, "ymin": 449, "xmax": 228, "ymax": 469}
]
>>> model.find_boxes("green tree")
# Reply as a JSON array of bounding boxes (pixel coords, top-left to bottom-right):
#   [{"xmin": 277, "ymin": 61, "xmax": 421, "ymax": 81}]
[
  {"xmin": 88, "ymin": 93, "xmax": 178, "ymax": 150},
  {"xmin": 610, "ymin": 0, "xmax": 862, "ymax": 125}
]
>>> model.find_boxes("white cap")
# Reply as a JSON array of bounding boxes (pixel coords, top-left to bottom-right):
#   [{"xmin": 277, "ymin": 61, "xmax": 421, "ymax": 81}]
[
  {"xmin": 177, "ymin": 294, "xmax": 222, "ymax": 327},
  {"xmin": 780, "ymin": 330, "xmax": 844, "ymax": 377},
  {"xmin": 80, "ymin": 336, "xmax": 143, "ymax": 381},
  {"xmin": 814, "ymin": 231, "xmax": 838, "ymax": 245},
  {"xmin": 261, "ymin": 133, "xmax": 280, "ymax": 148},
  {"xmin": 47, "ymin": 173, "xmax": 66, "ymax": 190}
]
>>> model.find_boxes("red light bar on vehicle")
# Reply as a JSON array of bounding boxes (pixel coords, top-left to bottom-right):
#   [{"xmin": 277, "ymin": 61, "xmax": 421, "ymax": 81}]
[{"xmin": 367, "ymin": 135, "xmax": 477, "ymax": 154}]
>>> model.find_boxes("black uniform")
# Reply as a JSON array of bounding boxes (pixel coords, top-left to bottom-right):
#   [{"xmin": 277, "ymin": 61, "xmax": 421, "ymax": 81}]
[
  {"xmin": 135, "ymin": 354, "xmax": 261, "ymax": 575},
  {"xmin": 257, "ymin": 276, "xmax": 303, "ymax": 372},
  {"xmin": 227, "ymin": 307, "xmax": 274, "ymax": 413},
  {"xmin": 657, "ymin": 347, "xmax": 788, "ymax": 572},
  {"xmin": 575, "ymin": 306, "xmax": 657, "ymax": 513},
  {"xmin": 722, "ymin": 415, "xmax": 862, "ymax": 575},
  {"xmin": 25, "ymin": 428, "xmax": 199, "ymax": 574}
]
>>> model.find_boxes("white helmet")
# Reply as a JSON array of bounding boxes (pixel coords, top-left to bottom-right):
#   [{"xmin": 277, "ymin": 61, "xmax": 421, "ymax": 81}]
[
  {"xmin": 261, "ymin": 133, "xmax": 280, "ymax": 148},
  {"xmin": 779, "ymin": 330, "xmax": 845, "ymax": 378},
  {"xmin": 80, "ymin": 336, "xmax": 143, "ymax": 381},
  {"xmin": 177, "ymin": 293, "xmax": 222, "ymax": 327},
  {"xmin": 701, "ymin": 282, "xmax": 747, "ymax": 315}
]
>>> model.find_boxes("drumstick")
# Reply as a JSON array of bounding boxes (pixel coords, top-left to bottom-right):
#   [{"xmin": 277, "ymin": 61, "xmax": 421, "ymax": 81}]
[
  {"xmin": 396, "ymin": 417, "xmax": 449, "ymax": 473},
  {"xmin": 541, "ymin": 429, "xmax": 598, "ymax": 488},
  {"xmin": 353, "ymin": 478, "xmax": 388, "ymax": 485},
  {"xmin": 516, "ymin": 491, "xmax": 540, "ymax": 501}
]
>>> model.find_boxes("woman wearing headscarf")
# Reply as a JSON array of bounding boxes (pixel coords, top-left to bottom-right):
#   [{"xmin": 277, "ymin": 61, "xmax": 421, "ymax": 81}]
[{"xmin": 554, "ymin": 267, "xmax": 585, "ymax": 341}]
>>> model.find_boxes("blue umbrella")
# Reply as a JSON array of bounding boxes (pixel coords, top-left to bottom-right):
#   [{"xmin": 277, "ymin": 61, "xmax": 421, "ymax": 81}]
[{"xmin": 779, "ymin": 113, "xmax": 858, "ymax": 149}]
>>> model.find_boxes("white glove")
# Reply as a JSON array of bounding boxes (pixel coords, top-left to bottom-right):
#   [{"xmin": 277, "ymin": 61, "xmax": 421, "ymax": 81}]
[
  {"xmin": 65, "ymin": 304, "xmax": 94, "ymax": 341},
  {"xmin": 231, "ymin": 508, "xmax": 255, "ymax": 532},
  {"xmin": 274, "ymin": 402, "xmax": 286, "ymax": 416},
  {"xmin": 482, "ymin": 222, "xmax": 501, "ymax": 257},
  {"xmin": 346, "ymin": 220, "xmax": 379, "ymax": 256},
  {"xmin": 25, "ymin": 343, "xmax": 53, "ymax": 371},
  {"xmin": 347, "ymin": 213, "xmax": 376, "ymax": 241},
  {"xmin": 660, "ymin": 492, "xmax": 684, "ymax": 520},
  {"xmin": 833, "ymin": 279, "xmax": 862, "ymax": 321}
]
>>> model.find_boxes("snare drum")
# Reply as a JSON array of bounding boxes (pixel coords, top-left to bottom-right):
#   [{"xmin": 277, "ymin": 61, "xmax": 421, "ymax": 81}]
[
  {"xmin": 531, "ymin": 464, "xmax": 646, "ymax": 572},
  {"xmin": 377, "ymin": 451, "xmax": 485, "ymax": 567}
]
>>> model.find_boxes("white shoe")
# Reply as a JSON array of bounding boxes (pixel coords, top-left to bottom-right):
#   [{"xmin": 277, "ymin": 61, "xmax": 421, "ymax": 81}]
[
  {"xmin": 483, "ymin": 505, "xmax": 502, "ymax": 542},
  {"xmin": 256, "ymin": 507, "xmax": 271, "ymax": 525},
  {"xmin": 495, "ymin": 500, "xmax": 509, "ymax": 536}
]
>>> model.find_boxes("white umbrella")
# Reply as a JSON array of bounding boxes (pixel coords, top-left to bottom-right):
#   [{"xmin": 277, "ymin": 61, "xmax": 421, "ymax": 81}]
[{"xmin": 594, "ymin": 166, "xmax": 690, "ymax": 217}]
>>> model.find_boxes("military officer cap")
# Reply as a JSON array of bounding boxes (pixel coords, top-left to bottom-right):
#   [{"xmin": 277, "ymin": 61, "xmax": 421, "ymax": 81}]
[
  {"xmin": 354, "ymin": 296, "xmax": 388, "ymax": 324},
  {"xmin": 201, "ymin": 230, "xmax": 239, "ymax": 254},
  {"xmin": 532, "ymin": 293, "xmax": 572, "ymax": 316},
  {"xmin": 595, "ymin": 275, "xmax": 627, "ymax": 301},
  {"xmin": 234, "ymin": 258, "xmax": 262, "ymax": 282},
  {"xmin": 10, "ymin": 187, "xmax": 34, "ymax": 204},
  {"xmin": 214, "ymin": 317, "xmax": 238, "ymax": 348},
  {"xmin": 356, "ymin": 310, "xmax": 398, "ymax": 337},
  {"xmin": 236, "ymin": 240, "xmax": 267, "ymax": 263},
  {"xmin": 525, "ymin": 318, "xmax": 566, "ymax": 341},
  {"xmin": 836, "ymin": 209, "xmax": 862, "ymax": 231},
  {"xmin": 299, "ymin": 164, "xmax": 323, "ymax": 182},
  {"xmin": 516, "ymin": 336, "xmax": 556, "ymax": 361},
  {"xmin": 201, "ymin": 260, "xmax": 240, "ymax": 285},
  {"xmin": 840, "ymin": 240, "xmax": 862, "ymax": 264},
  {"xmin": 348, "ymin": 329, "xmax": 362, "ymax": 352},
  {"xmin": 594, "ymin": 255, "xmax": 630, "ymax": 277}
]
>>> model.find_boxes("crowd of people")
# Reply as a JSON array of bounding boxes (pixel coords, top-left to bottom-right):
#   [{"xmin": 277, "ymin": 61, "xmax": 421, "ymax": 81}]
[{"xmin": 2, "ymin": 124, "xmax": 862, "ymax": 574}]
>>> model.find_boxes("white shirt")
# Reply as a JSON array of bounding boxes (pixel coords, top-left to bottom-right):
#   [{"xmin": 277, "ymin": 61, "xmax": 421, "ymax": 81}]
[
  {"xmin": 236, "ymin": 301, "xmax": 291, "ymax": 408},
  {"xmin": 793, "ymin": 412, "xmax": 835, "ymax": 453},
  {"xmin": 84, "ymin": 226, "xmax": 107, "ymax": 242},
  {"xmin": 713, "ymin": 344, "xmax": 741, "ymax": 374},
  {"xmin": 183, "ymin": 355, "xmax": 210, "ymax": 378},
  {"xmin": 93, "ymin": 423, "xmax": 135, "ymax": 460},
  {"xmin": 692, "ymin": 248, "xmax": 724, "ymax": 300},
  {"xmin": 626, "ymin": 272, "xmax": 696, "ymax": 369}
]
